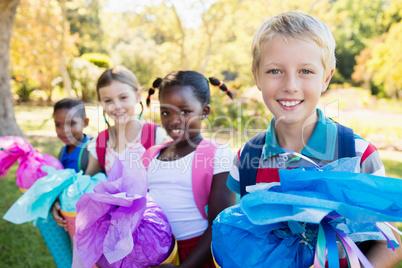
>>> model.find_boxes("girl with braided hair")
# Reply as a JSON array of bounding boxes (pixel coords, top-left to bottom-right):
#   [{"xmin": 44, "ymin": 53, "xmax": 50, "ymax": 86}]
[{"xmin": 143, "ymin": 70, "xmax": 235, "ymax": 268}]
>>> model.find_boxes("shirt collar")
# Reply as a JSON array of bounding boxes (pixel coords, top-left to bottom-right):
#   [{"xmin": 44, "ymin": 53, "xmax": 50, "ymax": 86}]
[{"xmin": 263, "ymin": 109, "xmax": 337, "ymax": 161}]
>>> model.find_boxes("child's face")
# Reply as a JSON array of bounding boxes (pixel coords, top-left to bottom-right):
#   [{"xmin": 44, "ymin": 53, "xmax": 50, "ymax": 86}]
[
  {"xmin": 54, "ymin": 108, "xmax": 88, "ymax": 147},
  {"xmin": 98, "ymin": 80, "xmax": 141, "ymax": 125},
  {"xmin": 253, "ymin": 36, "xmax": 333, "ymax": 126},
  {"xmin": 159, "ymin": 85, "xmax": 210, "ymax": 143}
]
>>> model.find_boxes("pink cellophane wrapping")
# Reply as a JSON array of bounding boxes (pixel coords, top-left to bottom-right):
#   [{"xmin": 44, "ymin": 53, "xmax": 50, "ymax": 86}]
[
  {"xmin": 0, "ymin": 136, "xmax": 63, "ymax": 189},
  {"xmin": 73, "ymin": 158, "xmax": 172, "ymax": 268}
]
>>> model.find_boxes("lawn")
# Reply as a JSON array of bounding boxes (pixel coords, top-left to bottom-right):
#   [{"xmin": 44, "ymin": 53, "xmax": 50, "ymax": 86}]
[{"xmin": 1, "ymin": 104, "xmax": 402, "ymax": 267}]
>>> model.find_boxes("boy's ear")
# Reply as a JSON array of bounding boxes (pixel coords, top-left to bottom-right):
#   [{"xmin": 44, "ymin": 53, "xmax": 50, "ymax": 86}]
[
  {"xmin": 322, "ymin": 69, "xmax": 335, "ymax": 93},
  {"xmin": 84, "ymin": 118, "xmax": 89, "ymax": 127},
  {"xmin": 202, "ymin": 104, "xmax": 211, "ymax": 119},
  {"xmin": 252, "ymin": 70, "xmax": 262, "ymax": 91}
]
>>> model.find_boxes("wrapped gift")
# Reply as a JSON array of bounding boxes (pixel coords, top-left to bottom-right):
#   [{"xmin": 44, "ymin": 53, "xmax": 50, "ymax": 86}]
[
  {"xmin": 0, "ymin": 136, "xmax": 63, "ymax": 191},
  {"xmin": 73, "ymin": 158, "xmax": 174, "ymax": 268},
  {"xmin": 212, "ymin": 157, "xmax": 402, "ymax": 268}
]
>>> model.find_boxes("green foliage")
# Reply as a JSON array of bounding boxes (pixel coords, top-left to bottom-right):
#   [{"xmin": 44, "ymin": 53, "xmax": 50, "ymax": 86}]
[
  {"xmin": 66, "ymin": 0, "xmax": 105, "ymax": 55},
  {"xmin": 81, "ymin": 53, "xmax": 111, "ymax": 68},
  {"xmin": 11, "ymin": 77, "xmax": 38, "ymax": 103},
  {"xmin": 11, "ymin": 0, "xmax": 78, "ymax": 102},
  {"xmin": 111, "ymin": 38, "xmax": 160, "ymax": 86},
  {"xmin": 328, "ymin": 0, "xmax": 399, "ymax": 81},
  {"xmin": 209, "ymin": 85, "xmax": 271, "ymax": 136},
  {"xmin": 68, "ymin": 57, "xmax": 104, "ymax": 102},
  {"xmin": 367, "ymin": 21, "xmax": 402, "ymax": 98}
]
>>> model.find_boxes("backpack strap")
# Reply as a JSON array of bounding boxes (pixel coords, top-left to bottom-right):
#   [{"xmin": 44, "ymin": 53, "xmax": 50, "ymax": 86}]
[
  {"xmin": 142, "ymin": 141, "xmax": 173, "ymax": 170},
  {"xmin": 192, "ymin": 138, "xmax": 218, "ymax": 220},
  {"xmin": 96, "ymin": 129, "xmax": 109, "ymax": 171},
  {"xmin": 239, "ymin": 131, "xmax": 266, "ymax": 197},
  {"xmin": 78, "ymin": 139, "xmax": 90, "ymax": 172},
  {"xmin": 142, "ymin": 139, "xmax": 217, "ymax": 220},
  {"xmin": 336, "ymin": 123, "xmax": 356, "ymax": 158},
  {"xmin": 97, "ymin": 123, "xmax": 158, "ymax": 171},
  {"xmin": 141, "ymin": 123, "xmax": 158, "ymax": 150},
  {"xmin": 58, "ymin": 146, "xmax": 65, "ymax": 161}
]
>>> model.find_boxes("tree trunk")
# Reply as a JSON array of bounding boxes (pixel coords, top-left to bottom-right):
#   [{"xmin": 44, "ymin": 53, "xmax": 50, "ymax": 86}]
[{"xmin": 0, "ymin": 0, "xmax": 23, "ymax": 136}]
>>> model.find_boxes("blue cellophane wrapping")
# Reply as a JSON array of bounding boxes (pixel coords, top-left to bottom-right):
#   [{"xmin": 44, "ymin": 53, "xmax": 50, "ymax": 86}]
[
  {"xmin": 212, "ymin": 157, "xmax": 402, "ymax": 267},
  {"xmin": 60, "ymin": 172, "xmax": 107, "ymax": 213},
  {"xmin": 3, "ymin": 166, "xmax": 107, "ymax": 223},
  {"xmin": 73, "ymin": 159, "xmax": 172, "ymax": 268}
]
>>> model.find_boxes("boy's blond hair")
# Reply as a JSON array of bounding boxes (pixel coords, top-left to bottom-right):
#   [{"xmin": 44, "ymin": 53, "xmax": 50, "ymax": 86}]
[{"xmin": 251, "ymin": 11, "xmax": 336, "ymax": 79}]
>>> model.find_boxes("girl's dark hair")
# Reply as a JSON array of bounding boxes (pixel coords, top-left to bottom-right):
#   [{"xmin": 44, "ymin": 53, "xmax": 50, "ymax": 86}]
[
  {"xmin": 146, "ymin": 71, "xmax": 232, "ymax": 107},
  {"xmin": 96, "ymin": 65, "xmax": 140, "ymax": 100},
  {"xmin": 53, "ymin": 98, "xmax": 86, "ymax": 119}
]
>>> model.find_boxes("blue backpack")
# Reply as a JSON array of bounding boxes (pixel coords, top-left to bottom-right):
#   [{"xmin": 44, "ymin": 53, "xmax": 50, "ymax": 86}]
[{"xmin": 239, "ymin": 123, "xmax": 356, "ymax": 197}]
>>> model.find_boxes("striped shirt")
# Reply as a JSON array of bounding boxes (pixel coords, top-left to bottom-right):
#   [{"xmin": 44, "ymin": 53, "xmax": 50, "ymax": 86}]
[{"xmin": 227, "ymin": 109, "xmax": 385, "ymax": 195}]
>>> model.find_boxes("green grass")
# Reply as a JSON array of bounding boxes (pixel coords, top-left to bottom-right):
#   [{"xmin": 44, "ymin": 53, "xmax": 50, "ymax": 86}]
[{"xmin": 0, "ymin": 166, "xmax": 56, "ymax": 268}]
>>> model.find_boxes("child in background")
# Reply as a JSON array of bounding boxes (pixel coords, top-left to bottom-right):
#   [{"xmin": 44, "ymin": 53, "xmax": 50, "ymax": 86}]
[
  {"xmin": 52, "ymin": 98, "xmax": 90, "ymax": 230},
  {"xmin": 53, "ymin": 98, "xmax": 90, "ymax": 172},
  {"xmin": 54, "ymin": 65, "xmax": 168, "ymax": 230},
  {"xmin": 227, "ymin": 11, "xmax": 402, "ymax": 267},
  {"xmin": 143, "ymin": 71, "xmax": 235, "ymax": 268},
  {"xmin": 84, "ymin": 65, "xmax": 168, "ymax": 176}
]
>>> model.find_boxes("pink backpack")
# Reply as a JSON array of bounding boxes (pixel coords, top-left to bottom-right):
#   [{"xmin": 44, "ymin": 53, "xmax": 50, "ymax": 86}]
[
  {"xmin": 96, "ymin": 122, "xmax": 158, "ymax": 172},
  {"xmin": 142, "ymin": 139, "xmax": 218, "ymax": 219}
]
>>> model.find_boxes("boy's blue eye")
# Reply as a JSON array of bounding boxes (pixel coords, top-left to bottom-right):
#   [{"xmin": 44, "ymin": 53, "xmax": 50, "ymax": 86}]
[
  {"xmin": 268, "ymin": 69, "xmax": 280, "ymax": 74},
  {"xmin": 301, "ymin": 70, "xmax": 312, "ymax": 74}
]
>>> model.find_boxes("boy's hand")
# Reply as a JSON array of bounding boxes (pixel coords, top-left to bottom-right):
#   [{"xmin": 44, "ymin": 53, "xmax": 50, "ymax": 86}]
[{"xmin": 51, "ymin": 201, "xmax": 68, "ymax": 231}]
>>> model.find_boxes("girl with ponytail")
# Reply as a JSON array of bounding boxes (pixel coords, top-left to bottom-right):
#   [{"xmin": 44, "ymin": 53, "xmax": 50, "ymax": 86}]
[{"xmin": 143, "ymin": 70, "xmax": 235, "ymax": 268}]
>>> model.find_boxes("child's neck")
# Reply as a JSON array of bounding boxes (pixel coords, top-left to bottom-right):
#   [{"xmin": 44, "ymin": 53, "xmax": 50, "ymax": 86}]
[
  {"xmin": 159, "ymin": 134, "xmax": 203, "ymax": 161},
  {"xmin": 275, "ymin": 114, "xmax": 318, "ymax": 153},
  {"xmin": 110, "ymin": 118, "xmax": 142, "ymax": 153},
  {"xmin": 66, "ymin": 134, "xmax": 85, "ymax": 154}
]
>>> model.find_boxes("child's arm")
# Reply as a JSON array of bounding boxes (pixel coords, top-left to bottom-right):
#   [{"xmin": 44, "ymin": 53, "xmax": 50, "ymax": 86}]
[
  {"xmin": 84, "ymin": 154, "xmax": 102, "ymax": 176},
  {"xmin": 363, "ymin": 222, "xmax": 402, "ymax": 267},
  {"xmin": 179, "ymin": 172, "xmax": 236, "ymax": 268}
]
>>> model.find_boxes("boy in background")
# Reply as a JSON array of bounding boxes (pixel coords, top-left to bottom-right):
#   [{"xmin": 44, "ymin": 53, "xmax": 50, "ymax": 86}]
[
  {"xmin": 53, "ymin": 98, "xmax": 90, "ymax": 172},
  {"xmin": 52, "ymin": 97, "xmax": 90, "ymax": 230}
]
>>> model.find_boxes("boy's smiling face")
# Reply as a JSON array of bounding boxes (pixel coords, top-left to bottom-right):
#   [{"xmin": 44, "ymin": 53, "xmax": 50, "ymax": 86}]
[
  {"xmin": 254, "ymin": 36, "xmax": 333, "ymax": 126},
  {"xmin": 54, "ymin": 108, "xmax": 88, "ymax": 147}
]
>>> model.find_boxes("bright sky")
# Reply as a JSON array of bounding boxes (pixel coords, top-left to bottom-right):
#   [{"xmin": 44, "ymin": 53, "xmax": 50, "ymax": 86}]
[{"xmin": 104, "ymin": 0, "xmax": 216, "ymax": 28}]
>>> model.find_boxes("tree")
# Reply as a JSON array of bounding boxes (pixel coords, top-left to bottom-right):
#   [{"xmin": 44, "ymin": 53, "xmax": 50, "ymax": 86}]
[
  {"xmin": 10, "ymin": 0, "xmax": 78, "ymax": 102},
  {"xmin": 0, "ymin": 0, "xmax": 23, "ymax": 136},
  {"xmin": 367, "ymin": 21, "xmax": 402, "ymax": 98}
]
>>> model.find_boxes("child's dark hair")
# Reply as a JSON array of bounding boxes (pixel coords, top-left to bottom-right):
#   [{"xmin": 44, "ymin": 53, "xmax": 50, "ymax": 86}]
[
  {"xmin": 146, "ymin": 71, "xmax": 233, "ymax": 107},
  {"xmin": 53, "ymin": 98, "xmax": 86, "ymax": 120}
]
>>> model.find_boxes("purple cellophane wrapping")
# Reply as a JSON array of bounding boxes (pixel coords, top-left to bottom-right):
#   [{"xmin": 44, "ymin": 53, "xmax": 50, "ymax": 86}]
[
  {"xmin": 0, "ymin": 136, "xmax": 63, "ymax": 189},
  {"xmin": 73, "ymin": 158, "xmax": 172, "ymax": 268}
]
